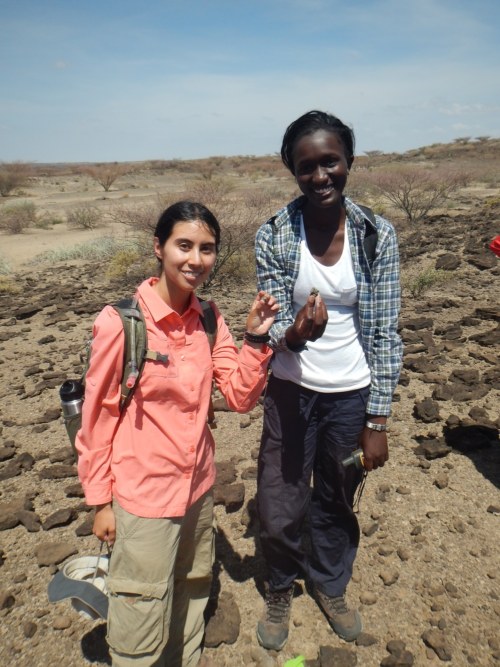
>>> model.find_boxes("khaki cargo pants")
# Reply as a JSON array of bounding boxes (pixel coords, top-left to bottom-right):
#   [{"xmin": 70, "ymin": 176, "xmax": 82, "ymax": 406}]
[{"xmin": 106, "ymin": 491, "xmax": 214, "ymax": 667}]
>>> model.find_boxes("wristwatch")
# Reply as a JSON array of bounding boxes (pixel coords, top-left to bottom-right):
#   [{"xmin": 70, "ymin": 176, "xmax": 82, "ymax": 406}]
[{"xmin": 365, "ymin": 420, "xmax": 388, "ymax": 432}]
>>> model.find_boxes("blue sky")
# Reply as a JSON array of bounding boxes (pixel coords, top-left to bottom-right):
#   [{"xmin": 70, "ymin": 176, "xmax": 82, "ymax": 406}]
[{"xmin": 1, "ymin": 0, "xmax": 499, "ymax": 162}]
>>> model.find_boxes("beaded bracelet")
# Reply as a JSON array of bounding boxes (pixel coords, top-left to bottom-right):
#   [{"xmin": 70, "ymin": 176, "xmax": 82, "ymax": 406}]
[{"xmin": 244, "ymin": 331, "xmax": 270, "ymax": 344}]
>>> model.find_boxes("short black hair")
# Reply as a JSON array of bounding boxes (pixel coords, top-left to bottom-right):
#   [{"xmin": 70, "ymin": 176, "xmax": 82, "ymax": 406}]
[
  {"xmin": 154, "ymin": 200, "xmax": 221, "ymax": 251},
  {"xmin": 281, "ymin": 110, "xmax": 355, "ymax": 175}
]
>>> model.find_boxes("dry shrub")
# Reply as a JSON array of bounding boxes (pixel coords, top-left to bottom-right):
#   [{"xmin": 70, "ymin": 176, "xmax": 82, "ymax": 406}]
[
  {"xmin": 0, "ymin": 201, "xmax": 37, "ymax": 233},
  {"xmin": 364, "ymin": 166, "xmax": 469, "ymax": 223},
  {"xmin": 84, "ymin": 163, "xmax": 131, "ymax": 192},
  {"xmin": 0, "ymin": 162, "xmax": 33, "ymax": 196},
  {"xmin": 66, "ymin": 205, "xmax": 101, "ymax": 230}
]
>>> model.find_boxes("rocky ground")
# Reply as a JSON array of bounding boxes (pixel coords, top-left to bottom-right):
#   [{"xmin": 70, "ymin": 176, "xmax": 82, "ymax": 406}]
[{"xmin": 0, "ymin": 202, "xmax": 499, "ymax": 667}]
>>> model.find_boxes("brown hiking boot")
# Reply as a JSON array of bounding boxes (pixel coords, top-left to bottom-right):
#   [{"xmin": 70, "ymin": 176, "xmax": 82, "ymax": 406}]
[
  {"xmin": 256, "ymin": 585, "xmax": 294, "ymax": 651},
  {"xmin": 315, "ymin": 589, "xmax": 362, "ymax": 642}
]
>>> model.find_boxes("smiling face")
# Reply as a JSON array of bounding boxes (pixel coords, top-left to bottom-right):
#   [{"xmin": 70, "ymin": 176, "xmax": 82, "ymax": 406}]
[
  {"xmin": 292, "ymin": 129, "xmax": 353, "ymax": 210},
  {"xmin": 154, "ymin": 219, "xmax": 217, "ymax": 308}
]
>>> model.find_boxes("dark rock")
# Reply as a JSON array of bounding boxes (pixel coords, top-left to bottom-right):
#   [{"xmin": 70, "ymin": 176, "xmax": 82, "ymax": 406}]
[
  {"xmin": 432, "ymin": 383, "xmax": 490, "ymax": 402},
  {"xmin": 39, "ymin": 464, "xmax": 78, "ymax": 480},
  {"xmin": 449, "ymin": 369, "xmax": 480, "ymax": 385},
  {"xmin": 421, "ymin": 629, "xmax": 452, "ymax": 661},
  {"xmin": 42, "ymin": 508, "xmax": 77, "ymax": 531},
  {"xmin": 413, "ymin": 398, "xmax": 440, "ymax": 423},
  {"xmin": 213, "ymin": 483, "xmax": 245, "ymax": 512},
  {"xmin": 355, "ymin": 632, "xmax": 377, "ymax": 647},
  {"xmin": 318, "ymin": 645, "xmax": 357, "ymax": 666},
  {"xmin": 0, "ymin": 589, "xmax": 15, "ymax": 610},
  {"xmin": 435, "ymin": 254, "xmax": 460, "ymax": 270},
  {"xmin": 400, "ymin": 317, "xmax": 434, "ymax": 331},
  {"xmin": 414, "ymin": 438, "xmax": 452, "ymax": 460},
  {"xmin": 469, "ymin": 325, "xmax": 500, "ymax": 347},
  {"xmin": 75, "ymin": 514, "xmax": 94, "ymax": 537},
  {"xmin": 215, "ymin": 461, "xmax": 237, "ymax": 485},
  {"xmin": 34, "ymin": 542, "xmax": 78, "ymax": 567},
  {"xmin": 49, "ymin": 447, "xmax": 75, "ymax": 464},
  {"xmin": 23, "ymin": 621, "xmax": 38, "ymax": 638},
  {"xmin": 0, "ymin": 447, "xmax": 16, "ymax": 462},
  {"xmin": 65, "ymin": 483, "xmax": 84, "ymax": 498},
  {"xmin": 17, "ymin": 510, "xmax": 42, "ymax": 532},
  {"xmin": 37, "ymin": 408, "xmax": 61, "ymax": 424},
  {"xmin": 204, "ymin": 591, "xmax": 240, "ymax": 647},
  {"xmin": 38, "ymin": 335, "xmax": 57, "ymax": 345}
]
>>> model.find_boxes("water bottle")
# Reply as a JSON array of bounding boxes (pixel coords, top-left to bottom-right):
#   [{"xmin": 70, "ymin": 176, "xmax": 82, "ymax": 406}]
[{"xmin": 60, "ymin": 380, "xmax": 84, "ymax": 419}]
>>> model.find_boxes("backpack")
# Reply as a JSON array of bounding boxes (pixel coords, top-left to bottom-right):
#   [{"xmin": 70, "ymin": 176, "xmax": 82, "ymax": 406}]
[{"xmin": 61, "ymin": 296, "xmax": 218, "ymax": 456}]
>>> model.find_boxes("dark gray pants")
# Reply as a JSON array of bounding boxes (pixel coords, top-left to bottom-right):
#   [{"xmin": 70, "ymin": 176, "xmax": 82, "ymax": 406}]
[{"xmin": 257, "ymin": 375, "xmax": 369, "ymax": 597}]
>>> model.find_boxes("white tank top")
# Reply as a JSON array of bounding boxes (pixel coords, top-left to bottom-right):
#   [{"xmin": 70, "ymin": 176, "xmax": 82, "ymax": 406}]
[{"xmin": 271, "ymin": 216, "xmax": 371, "ymax": 392}]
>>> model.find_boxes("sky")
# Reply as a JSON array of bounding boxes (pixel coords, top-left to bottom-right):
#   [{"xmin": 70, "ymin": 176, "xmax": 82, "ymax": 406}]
[{"xmin": 1, "ymin": 0, "xmax": 499, "ymax": 163}]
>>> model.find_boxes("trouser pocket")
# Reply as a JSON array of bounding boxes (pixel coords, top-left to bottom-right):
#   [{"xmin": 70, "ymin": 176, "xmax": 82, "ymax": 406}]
[{"xmin": 106, "ymin": 577, "xmax": 169, "ymax": 656}]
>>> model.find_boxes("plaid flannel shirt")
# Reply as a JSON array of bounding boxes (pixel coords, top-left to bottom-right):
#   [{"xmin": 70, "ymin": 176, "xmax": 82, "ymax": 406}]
[{"xmin": 255, "ymin": 195, "xmax": 403, "ymax": 416}]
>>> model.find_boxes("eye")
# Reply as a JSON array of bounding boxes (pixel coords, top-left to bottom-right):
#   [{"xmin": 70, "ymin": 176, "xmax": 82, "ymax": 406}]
[
  {"xmin": 178, "ymin": 241, "xmax": 191, "ymax": 251},
  {"xmin": 201, "ymin": 244, "xmax": 216, "ymax": 254}
]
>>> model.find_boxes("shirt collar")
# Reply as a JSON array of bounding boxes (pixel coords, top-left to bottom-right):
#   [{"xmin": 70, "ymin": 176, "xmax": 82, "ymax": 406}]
[
  {"xmin": 271, "ymin": 195, "xmax": 375, "ymax": 234},
  {"xmin": 136, "ymin": 278, "xmax": 203, "ymax": 323}
]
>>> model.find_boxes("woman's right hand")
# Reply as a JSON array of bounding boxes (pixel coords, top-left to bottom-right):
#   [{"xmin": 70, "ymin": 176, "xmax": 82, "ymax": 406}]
[
  {"xmin": 93, "ymin": 503, "xmax": 116, "ymax": 547},
  {"xmin": 285, "ymin": 293, "xmax": 328, "ymax": 349}
]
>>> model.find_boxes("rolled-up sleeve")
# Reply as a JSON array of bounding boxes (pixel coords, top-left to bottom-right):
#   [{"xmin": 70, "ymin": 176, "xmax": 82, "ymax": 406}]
[
  {"xmin": 210, "ymin": 303, "xmax": 272, "ymax": 413},
  {"xmin": 75, "ymin": 306, "xmax": 124, "ymax": 505}
]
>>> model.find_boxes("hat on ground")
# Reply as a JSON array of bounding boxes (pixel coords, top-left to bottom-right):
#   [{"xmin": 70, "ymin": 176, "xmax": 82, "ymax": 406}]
[{"xmin": 48, "ymin": 553, "xmax": 110, "ymax": 620}]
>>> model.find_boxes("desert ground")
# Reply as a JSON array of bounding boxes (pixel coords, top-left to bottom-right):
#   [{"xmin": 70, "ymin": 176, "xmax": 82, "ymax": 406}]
[{"xmin": 0, "ymin": 146, "xmax": 499, "ymax": 667}]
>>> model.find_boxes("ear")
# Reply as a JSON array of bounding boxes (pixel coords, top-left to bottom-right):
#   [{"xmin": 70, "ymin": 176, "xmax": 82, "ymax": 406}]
[
  {"xmin": 153, "ymin": 237, "xmax": 162, "ymax": 261},
  {"xmin": 348, "ymin": 155, "xmax": 355, "ymax": 171}
]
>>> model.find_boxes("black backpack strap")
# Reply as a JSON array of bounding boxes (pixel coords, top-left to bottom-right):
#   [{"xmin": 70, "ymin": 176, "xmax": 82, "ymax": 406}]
[
  {"xmin": 198, "ymin": 299, "xmax": 218, "ymax": 428},
  {"xmin": 357, "ymin": 205, "xmax": 378, "ymax": 268},
  {"xmin": 199, "ymin": 299, "xmax": 217, "ymax": 352}
]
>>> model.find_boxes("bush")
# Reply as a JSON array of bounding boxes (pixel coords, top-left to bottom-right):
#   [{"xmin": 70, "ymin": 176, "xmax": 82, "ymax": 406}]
[
  {"xmin": 403, "ymin": 268, "xmax": 453, "ymax": 298},
  {"xmin": 0, "ymin": 162, "xmax": 33, "ymax": 196},
  {"xmin": 366, "ymin": 166, "xmax": 468, "ymax": 223},
  {"xmin": 66, "ymin": 205, "xmax": 101, "ymax": 230},
  {"xmin": 84, "ymin": 163, "xmax": 130, "ymax": 192},
  {"xmin": 33, "ymin": 236, "xmax": 137, "ymax": 264},
  {"xmin": 0, "ymin": 201, "xmax": 37, "ymax": 233}
]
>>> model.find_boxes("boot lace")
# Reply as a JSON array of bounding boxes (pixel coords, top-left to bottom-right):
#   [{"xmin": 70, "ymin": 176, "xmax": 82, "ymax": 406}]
[{"xmin": 265, "ymin": 588, "xmax": 293, "ymax": 624}]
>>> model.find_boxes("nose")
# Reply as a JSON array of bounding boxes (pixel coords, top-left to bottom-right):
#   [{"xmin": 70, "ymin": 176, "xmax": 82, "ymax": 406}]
[
  {"xmin": 312, "ymin": 164, "xmax": 328, "ymax": 183},
  {"xmin": 187, "ymin": 247, "xmax": 203, "ymax": 266}
]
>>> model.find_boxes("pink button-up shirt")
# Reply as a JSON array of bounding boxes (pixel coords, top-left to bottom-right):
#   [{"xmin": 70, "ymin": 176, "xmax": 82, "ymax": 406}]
[{"xmin": 76, "ymin": 278, "xmax": 272, "ymax": 518}]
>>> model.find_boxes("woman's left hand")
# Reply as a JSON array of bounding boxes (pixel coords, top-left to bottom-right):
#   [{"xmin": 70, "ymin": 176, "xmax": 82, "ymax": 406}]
[{"xmin": 245, "ymin": 291, "xmax": 280, "ymax": 335}]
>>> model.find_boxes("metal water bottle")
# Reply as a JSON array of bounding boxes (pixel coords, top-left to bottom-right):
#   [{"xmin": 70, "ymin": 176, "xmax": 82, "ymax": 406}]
[{"xmin": 60, "ymin": 380, "xmax": 84, "ymax": 419}]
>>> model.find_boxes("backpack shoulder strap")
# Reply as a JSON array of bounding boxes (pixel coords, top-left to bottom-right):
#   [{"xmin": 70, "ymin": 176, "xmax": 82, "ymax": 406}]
[
  {"xmin": 198, "ymin": 299, "xmax": 217, "ymax": 353},
  {"xmin": 357, "ymin": 205, "xmax": 378, "ymax": 268},
  {"xmin": 198, "ymin": 299, "xmax": 218, "ymax": 428},
  {"xmin": 112, "ymin": 297, "xmax": 148, "ymax": 411}
]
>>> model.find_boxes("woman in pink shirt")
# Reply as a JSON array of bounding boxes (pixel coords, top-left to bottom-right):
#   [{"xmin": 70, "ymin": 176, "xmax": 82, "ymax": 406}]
[{"xmin": 76, "ymin": 200, "xmax": 278, "ymax": 667}]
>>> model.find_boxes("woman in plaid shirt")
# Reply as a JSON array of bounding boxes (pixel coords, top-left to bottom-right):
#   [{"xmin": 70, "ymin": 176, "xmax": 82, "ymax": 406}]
[{"xmin": 254, "ymin": 110, "xmax": 403, "ymax": 651}]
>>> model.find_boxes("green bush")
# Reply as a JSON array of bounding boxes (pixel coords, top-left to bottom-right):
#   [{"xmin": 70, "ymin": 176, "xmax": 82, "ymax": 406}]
[{"xmin": 403, "ymin": 268, "xmax": 453, "ymax": 298}]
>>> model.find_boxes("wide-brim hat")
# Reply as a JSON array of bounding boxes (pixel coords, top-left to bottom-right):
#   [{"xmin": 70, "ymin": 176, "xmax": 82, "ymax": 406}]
[{"xmin": 48, "ymin": 554, "xmax": 110, "ymax": 620}]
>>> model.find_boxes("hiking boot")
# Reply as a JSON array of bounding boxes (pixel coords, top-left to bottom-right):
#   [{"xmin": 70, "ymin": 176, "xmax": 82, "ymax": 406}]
[
  {"xmin": 314, "ymin": 589, "xmax": 362, "ymax": 642},
  {"xmin": 256, "ymin": 585, "xmax": 294, "ymax": 651}
]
